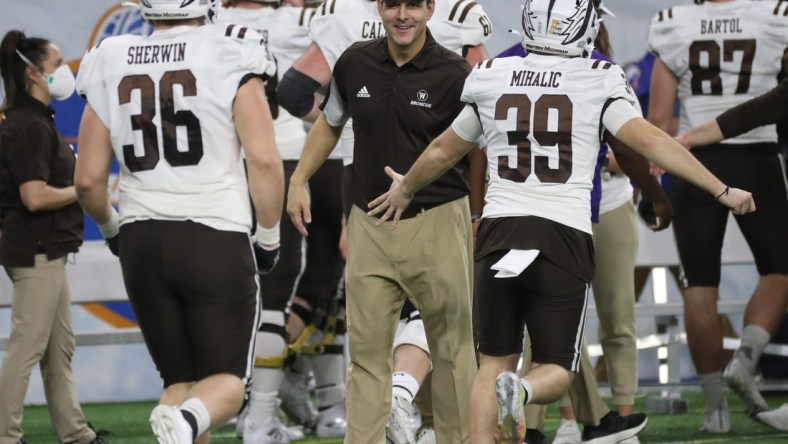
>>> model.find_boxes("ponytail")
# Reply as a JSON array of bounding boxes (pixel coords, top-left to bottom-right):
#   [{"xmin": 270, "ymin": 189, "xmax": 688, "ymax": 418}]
[
  {"xmin": 594, "ymin": 22, "xmax": 613, "ymax": 60},
  {"xmin": 0, "ymin": 30, "xmax": 50, "ymax": 111}
]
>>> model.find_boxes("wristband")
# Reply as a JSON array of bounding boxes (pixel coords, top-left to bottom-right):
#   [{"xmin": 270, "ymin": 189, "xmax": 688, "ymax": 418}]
[
  {"xmin": 98, "ymin": 206, "xmax": 120, "ymax": 239},
  {"xmin": 715, "ymin": 186, "xmax": 730, "ymax": 202},
  {"xmin": 254, "ymin": 221, "xmax": 280, "ymax": 246},
  {"xmin": 471, "ymin": 214, "xmax": 482, "ymax": 222}
]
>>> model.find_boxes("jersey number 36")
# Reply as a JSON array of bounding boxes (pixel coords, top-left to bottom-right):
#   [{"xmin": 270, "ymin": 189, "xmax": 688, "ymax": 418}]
[{"xmin": 118, "ymin": 69, "xmax": 204, "ymax": 172}]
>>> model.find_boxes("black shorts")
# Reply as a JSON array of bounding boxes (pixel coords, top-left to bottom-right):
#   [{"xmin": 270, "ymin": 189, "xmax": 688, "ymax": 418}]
[
  {"xmin": 119, "ymin": 220, "xmax": 260, "ymax": 387},
  {"xmin": 475, "ymin": 251, "xmax": 589, "ymax": 372},
  {"xmin": 261, "ymin": 160, "xmax": 345, "ymax": 312},
  {"xmin": 669, "ymin": 143, "xmax": 788, "ymax": 287}
]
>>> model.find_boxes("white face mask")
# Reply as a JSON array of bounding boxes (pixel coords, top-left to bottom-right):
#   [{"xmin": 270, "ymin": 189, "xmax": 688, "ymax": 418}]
[
  {"xmin": 42, "ymin": 64, "xmax": 76, "ymax": 100},
  {"xmin": 15, "ymin": 49, "xmax": 75, "ymax": 100}
]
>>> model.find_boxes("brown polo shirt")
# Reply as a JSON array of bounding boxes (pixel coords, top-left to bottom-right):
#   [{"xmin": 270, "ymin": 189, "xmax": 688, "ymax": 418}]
[
  {"xmin": 323, "ymin": 30, "xmax": 471, "ymax": 217},
  {"xmin": 0, "ymin": 95, "xmax": 83, "ymax": 267}
]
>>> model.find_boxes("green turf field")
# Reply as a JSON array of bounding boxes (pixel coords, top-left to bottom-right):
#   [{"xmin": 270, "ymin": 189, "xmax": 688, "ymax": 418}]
[{"xmin": 17, "ymin": 391, "xmax": 788, "ymax": 443}]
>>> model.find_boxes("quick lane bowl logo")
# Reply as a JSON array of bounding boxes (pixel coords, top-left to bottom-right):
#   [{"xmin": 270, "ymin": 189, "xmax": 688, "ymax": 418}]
[
  {"xmin": 89, "ymin": 3, "xmax": 153, "ymax": 49},
  {"xmin": 417, "ymin": 89, "xmax": 429, "ymax": 102}
]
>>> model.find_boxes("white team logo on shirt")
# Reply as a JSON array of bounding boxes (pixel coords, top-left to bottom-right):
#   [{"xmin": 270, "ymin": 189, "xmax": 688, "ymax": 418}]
[
  {"xmin": 410, "ymin": 89, "xmax": 432, "ymax": 109},
  {"xmin": 357, "ymin": 86, "xmax": 371, "ymax": 98}
]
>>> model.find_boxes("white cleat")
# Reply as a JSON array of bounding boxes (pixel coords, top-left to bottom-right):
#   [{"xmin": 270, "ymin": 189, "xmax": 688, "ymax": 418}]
[
  {"xmin": 316, "ymin": 403, "xmax": 347, "ymax": 438},
  {"xmin": 757, "ymin": 403, "xmax": 788, "ymax": 432},
  {"xmin": 386, "ymin": 395, "xmax": 416, "ymax": 444},
  {"xmin": 723, "ymin": 358, "xmax": 769, "ymax": 417},
  {"xmin": 279, "ymin": 371, "xmax": 318, "ymax": 429},
  {"xmin": 243, "ymin": 416, "xmax": 292, "ymax": 444},
  {"xmin": 149, "ymin": 405, "xmax": 194, "ymax": 444},
  {"xmin": 415, "ymin": 428, "xmax": 436, "ymax": 444},
  {"xmin": 552, "ymin": 419, "xmax": 581, "ymax": 444},
  {"xmin": 700, "ymin": 398, "xmax": 730, "ymax": 434}
]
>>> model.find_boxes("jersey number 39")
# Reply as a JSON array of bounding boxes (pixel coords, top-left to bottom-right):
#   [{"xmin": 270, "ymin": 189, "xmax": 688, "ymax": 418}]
[{"xmin": 495, "ymin": 93, "xmax": 573, "ymax": 184}]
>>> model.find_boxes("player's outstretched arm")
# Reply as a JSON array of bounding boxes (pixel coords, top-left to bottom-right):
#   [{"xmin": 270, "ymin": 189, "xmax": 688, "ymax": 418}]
[
  {"xmin": 367, "ymin": 127, "xmax": 476, "ymax": 229},
  {"xmin": 615, "ymin": 117, "xmax": 755, "ymax": 216},
  {"xmin": 236, "ymin": 78, "xmax": 284, "ymax": 232},
  {"xmin": 287, "ymin": 113, "xmax": 343, "ymax": 236}
]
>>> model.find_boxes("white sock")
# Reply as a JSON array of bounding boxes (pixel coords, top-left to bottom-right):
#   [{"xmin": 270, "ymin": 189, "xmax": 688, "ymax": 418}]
[
  {"xmin": 520, "ymin": 379, "xmax": 534, "ymax": 405},
  {"xmin": 180, "ymin": 398, "xmax": 211, "ymax": 439},
  {"xmin": 246, "ymin": 391, "xmax": 279, "ymax": 429},
  {"xmin": 736, "ymin": 325, "xmax": 771, "ymax": 373},
  {"xmin": 392, "ymin": 372, "xmax": 420, "ymax": 404},
  {"xmin": 699, "ymin": 371, "xmax": 725, "ymax": 414},
  {"xmin": 307, "ymin": 334, "xmax": 346, "ymax": 410}
]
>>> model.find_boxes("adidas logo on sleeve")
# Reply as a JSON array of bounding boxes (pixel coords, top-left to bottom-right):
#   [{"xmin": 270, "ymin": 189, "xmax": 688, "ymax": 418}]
[{"xmin": 357, "ymin": 86, "xmax": 371, "ymax": 98}]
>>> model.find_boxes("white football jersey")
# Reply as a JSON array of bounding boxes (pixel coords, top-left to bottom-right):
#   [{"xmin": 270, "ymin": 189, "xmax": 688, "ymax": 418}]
[
  {"xmin": 219, "ymin": 5, "xmax": 316, "ymax": 160},
  {"xmin": 429, "ymin": 0, "xmax": 492, "ymax": 55},
  {"xmin": 459, "ymin": 55, "xmax": 639, "ymax": 234},
  {"xmin": 76, "ymin": 24, "xmax": 276, "ymax": 233},
  {"xmin": 648, "ymin": 1, "xmax": 788, "ymax": 143}
]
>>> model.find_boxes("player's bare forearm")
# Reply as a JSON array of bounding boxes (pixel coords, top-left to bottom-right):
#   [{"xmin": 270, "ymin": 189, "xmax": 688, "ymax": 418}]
[
  {"xmin": 616, "ymin": 118, "xmax": 725, "ymax": 196},
  {"xmin": 400, "ymin": 128, "xmax": 476, "ymax": 197},
  {"xmin": 75, "ymin": 104, "xmax": 114, "ymax": 224},
  {"xmin": 235, "ymin": 78, "xmax": 284, "ymax": 229}
]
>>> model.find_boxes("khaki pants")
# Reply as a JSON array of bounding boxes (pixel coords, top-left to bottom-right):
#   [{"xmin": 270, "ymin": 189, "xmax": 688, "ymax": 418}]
[
  {"xmin": 588, "ymin": 201, "xmax": 639, "ymax": 407},
  {"xmin": 344, "ymin": 199, "xmax": 476, "ymax": 444},
  {"xmin": 0, "ymin": 255, "xmax": 93, "ymax": 444}
]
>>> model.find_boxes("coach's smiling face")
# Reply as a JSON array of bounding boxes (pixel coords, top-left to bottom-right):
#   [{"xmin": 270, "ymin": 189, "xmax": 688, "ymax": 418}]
[{"xmin": 378, "ymin": 0, "xmax": 434, "ymax": 61}]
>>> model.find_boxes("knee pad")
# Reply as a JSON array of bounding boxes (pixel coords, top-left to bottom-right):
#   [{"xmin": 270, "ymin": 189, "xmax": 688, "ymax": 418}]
[
  {"xmin": 393, "ymin": 317, "xmax": 430, "ymax": 356},
  {"xmin": 254, "ymin": 310, "xmax": 288, "ymax": 369}
]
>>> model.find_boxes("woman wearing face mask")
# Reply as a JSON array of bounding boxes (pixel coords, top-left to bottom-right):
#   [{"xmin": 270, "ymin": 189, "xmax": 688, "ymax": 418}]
[{"xmin": 0, "ymin": 30, "xmax": 108, "ymax": 444}]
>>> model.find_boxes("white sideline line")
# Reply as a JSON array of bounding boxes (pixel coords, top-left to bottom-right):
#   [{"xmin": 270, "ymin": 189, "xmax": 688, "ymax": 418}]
[{"xmin": 587, "ymin": 334, "xmax": 788, "ymax": 358}]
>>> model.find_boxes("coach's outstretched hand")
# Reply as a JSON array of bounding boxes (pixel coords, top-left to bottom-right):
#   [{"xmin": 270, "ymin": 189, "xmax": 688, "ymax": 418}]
[{"xmin": 367, "ymin": 166, "xmax": 413, "ymax": 231}]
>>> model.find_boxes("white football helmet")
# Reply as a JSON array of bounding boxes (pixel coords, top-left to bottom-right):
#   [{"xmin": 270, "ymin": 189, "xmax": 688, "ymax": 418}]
[
  {"xmin": 521, "ymin": 0, "xmax": 600, "ymax": 58},
  {"xmin": 137, "ymin": 0, "xmax": 219, "ymax": 23}
]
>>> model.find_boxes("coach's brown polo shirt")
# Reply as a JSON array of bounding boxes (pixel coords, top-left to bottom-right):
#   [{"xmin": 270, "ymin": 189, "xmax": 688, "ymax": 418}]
[
  {"xmin": 0, "ymin": 95, "xmax": 83, "ymax": 267},
  {"xmin": 325, "ymin": 30, "xmax": 471, "ymax": 218}
]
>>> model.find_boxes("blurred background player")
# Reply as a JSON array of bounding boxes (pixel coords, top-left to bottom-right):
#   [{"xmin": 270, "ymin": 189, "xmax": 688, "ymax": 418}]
[
  {"xmin": 218, "ymin": 1, "xmax": 346, "ymax": 442},
  {"xmin": 74, "ymin": 0, "xmax": 284, "ymax": 443},
  {"xmin": 648, "ymin": 0, "xmax": 788, "ymax": 432}
]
